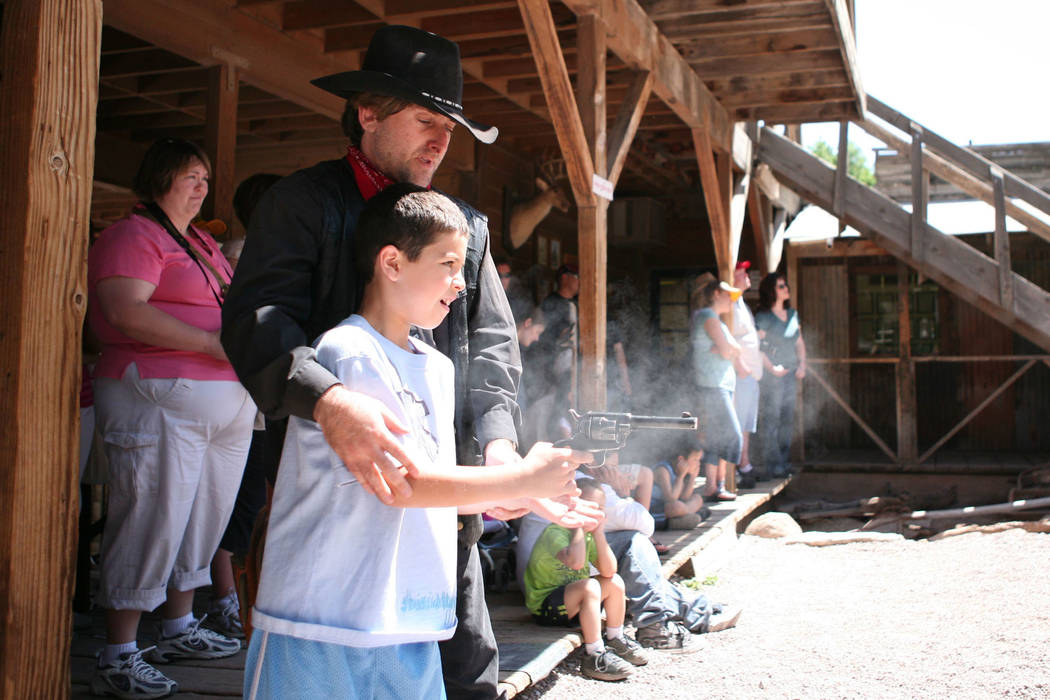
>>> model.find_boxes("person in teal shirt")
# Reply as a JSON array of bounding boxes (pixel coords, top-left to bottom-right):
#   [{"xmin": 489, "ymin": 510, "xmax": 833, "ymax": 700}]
[{"xmin": 691, "ymin": 275, "xmax": 747, "ymax": 501}]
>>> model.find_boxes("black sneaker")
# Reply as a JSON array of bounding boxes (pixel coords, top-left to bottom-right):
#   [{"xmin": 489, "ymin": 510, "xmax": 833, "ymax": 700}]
[
  {"xmin": 736, "ymin": 470, "xmax": 757, "ymax": 489},
  {"xmin": 579, "ymin": 649, "xmax": 634, "ymax": 681},
  {"xmin": 636, "ymin": 620, "xmax": 695, "ymax": 652}
]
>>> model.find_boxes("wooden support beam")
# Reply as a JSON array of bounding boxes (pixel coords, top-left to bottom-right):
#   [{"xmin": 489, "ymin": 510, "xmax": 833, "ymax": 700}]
[
  {"xmin": 747, "ymin": 187, "xmax": 771, "ymax": 274},
  {"xmin": 895, "ymin": 261, "xmax": 918, "ymax": 465},
  {"xmin": 606, "ymin": 70, "xmax": 653, "ymax": 186},
  {"xmin": 808, "ymin": 366, "xmax": 897, "ymax": 463},
  {"xmin": 694, "ymin": 128, "xmax": 733, "ymax": 281},
  {"xmin": 991, "ymin": 167, "xmax": 1014, "ymax": 314},
  {"xmin": 0, "ymin": 1, "xmax": 101, "ymax": 695},
  {"xmin": 516, "ymin": 0, "xmax": 595, "ymax": 206},
  {"xmin": 204, "ymin": 63, "xmax": 239, "ymax": 225}
]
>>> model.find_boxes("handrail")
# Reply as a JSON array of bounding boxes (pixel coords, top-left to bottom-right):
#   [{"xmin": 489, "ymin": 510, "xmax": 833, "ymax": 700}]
[{"xmin": 866, "ymin": 96, "xmax": 1050, "ymax": 219}]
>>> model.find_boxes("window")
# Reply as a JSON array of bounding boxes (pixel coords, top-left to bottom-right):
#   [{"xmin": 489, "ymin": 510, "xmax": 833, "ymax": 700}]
[{"xmin": 854, "ymin": 273, "xmax": 938, "ymax": 355}]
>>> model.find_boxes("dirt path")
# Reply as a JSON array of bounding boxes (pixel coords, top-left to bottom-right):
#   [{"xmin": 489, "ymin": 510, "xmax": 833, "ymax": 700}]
[{"xmin": 518, "ymin": 528, "xmax": 1050, "ymax": 699}]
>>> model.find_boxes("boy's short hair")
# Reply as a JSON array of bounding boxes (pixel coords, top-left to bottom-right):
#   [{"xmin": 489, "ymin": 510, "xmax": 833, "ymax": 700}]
[
  {"xmin": 354, "ymin": 183, "xmax": 470, "ymax": 287},
  {"xmin": 671, "ymin": 433, "xmax": 704, "ymax": 462},
  {"xmin": 575, "ymin": 477, "xmax": 603, "ymax": 500}
]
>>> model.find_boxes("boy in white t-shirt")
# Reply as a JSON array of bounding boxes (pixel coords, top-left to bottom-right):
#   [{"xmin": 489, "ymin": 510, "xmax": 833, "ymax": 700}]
[{"xmin": 244, "ymin": 184, "xmax": 587, "ymax": 699}]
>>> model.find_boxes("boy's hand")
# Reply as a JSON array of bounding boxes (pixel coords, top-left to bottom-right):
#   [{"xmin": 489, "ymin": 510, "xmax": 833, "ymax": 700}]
[
  {"xmin": 519, "ymin": 442, "xmax": 591, "ymax": 500},
  {"xmin": 582, "ymin": 507, "xmax": 606, "ymax": 533},
  {"xmin": 315, "ymin": 385, "xmax": 418, "ymax": 505}
]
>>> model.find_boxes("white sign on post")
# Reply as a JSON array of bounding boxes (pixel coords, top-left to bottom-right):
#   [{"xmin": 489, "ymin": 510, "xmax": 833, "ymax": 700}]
[{"xmin": 591, "ymin": 173, "xmax": 614, "ymax": 201}]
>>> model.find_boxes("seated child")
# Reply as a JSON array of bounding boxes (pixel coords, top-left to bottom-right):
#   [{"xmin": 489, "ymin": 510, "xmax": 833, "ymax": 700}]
[
  {"xmin": 523, "ymin": 479, "xmax": 649, "ymax": 682},
  {"xmin": 592, "ymin": 451, "xmax": 654, "ymax": 510},
  {"xmin": 649, "ymin": 434, "xmax": 710, "ymax": 530},
  {"xmin": 244, "ymin": 184, "xmax": 586, "ymax": 700}
]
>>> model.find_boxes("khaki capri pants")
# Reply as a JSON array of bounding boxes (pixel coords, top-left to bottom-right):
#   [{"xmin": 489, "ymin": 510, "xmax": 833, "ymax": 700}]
[{"xmin": 94, "ymin": 363, "xmax": 255, "ymax": 611}]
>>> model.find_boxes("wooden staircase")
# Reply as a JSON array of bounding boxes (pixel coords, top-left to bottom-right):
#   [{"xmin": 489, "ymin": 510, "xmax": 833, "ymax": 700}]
[{"xmin": 755, "ymin": 97, "xmax": 1050, "ymax": 352}]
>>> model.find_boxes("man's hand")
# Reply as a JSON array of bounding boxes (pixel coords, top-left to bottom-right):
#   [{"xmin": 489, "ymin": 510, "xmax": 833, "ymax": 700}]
[
  {"xmin": 313, "ymin": 385, "xmax": 418, "ymax": 505},
  {"xmin": 795, "ymin": 364, "xmax": 806, "ymax": 379},
  {"xmin": 771, "ymin": 363, "xmax": 790, "ymax": 378},
  {"xmin": 527, "ymin": 495, "xmax": 604, "ymax": 530},
  {"xmin": 484, "ymin": 438, "xmax": 521, "ymax": 467}
]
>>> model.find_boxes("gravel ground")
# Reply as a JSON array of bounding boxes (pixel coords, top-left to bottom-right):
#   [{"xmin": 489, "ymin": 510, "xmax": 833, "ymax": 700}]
[{"xmin": 517, "ymin": 527, "xmax": 1050, "ymax": 700}]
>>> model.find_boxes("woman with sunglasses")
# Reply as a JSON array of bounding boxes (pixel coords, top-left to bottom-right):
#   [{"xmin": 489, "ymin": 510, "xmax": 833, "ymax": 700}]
[{"xmin": 754, "ymin": 273, "xmax": 807, "ymax": 479}]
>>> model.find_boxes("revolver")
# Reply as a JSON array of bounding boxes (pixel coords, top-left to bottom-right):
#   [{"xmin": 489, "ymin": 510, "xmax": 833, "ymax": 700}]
[{"xmin": 554, "ymin": 409, "xmax": 698, "ymax": 466}]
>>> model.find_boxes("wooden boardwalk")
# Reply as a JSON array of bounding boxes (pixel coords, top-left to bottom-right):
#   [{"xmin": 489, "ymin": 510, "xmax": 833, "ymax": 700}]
[{"xmin": 71, "ymin": 476, "xmax": 791, "ymax": 698}]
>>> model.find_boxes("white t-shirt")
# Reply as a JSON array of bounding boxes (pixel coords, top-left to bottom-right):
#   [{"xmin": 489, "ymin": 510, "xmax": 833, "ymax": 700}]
[
  {"xmin": 253, "ymin": 315, "xmax": 458, "ymax": 647},
  {"xmin": 733, "ymin": 297, "xmax": 763, "ymax": 380}
]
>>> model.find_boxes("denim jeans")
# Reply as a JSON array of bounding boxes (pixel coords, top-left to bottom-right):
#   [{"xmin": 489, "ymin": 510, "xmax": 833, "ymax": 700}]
[
  {"xmin": 604, "ymin": 530, "xmax": 711, "ymax": 633},
  {"xmin": 756, "ymin": 371, "xmax": 796, "ymax": 474}
]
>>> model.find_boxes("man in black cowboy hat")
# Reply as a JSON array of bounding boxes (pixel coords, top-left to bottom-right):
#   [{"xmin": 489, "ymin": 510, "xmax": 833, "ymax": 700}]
[{"xmin": 222, "ymin": 25, "xmax": 596, "ymax": 698}]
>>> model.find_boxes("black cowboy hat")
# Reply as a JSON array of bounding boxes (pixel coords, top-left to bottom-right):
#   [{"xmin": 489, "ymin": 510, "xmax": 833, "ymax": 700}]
[{"xmin": 312, "ymin": 25, "xmax": 498, "ymax": 144}]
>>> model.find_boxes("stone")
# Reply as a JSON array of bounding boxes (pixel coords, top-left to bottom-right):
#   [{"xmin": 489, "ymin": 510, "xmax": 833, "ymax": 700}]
[{"xmin": 744, "ymin": 512, "xmax": 802, "ymax": 538}]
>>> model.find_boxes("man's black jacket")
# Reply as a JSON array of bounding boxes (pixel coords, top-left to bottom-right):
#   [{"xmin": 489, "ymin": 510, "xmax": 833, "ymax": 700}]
[{"xmin": 221, "ymin": 158, "xmax": 521, "ymax": 470}]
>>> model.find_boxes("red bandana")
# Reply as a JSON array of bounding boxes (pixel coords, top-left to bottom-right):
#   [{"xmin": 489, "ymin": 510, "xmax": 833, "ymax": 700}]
[{"xmin": 346, "ymin": 145, "xmax": 395, "ymax": 201}]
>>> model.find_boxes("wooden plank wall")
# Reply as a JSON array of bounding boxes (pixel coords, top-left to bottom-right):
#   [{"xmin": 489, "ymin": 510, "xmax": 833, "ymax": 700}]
[{"xmin": 799, "ymin": 259, "xmax": 852, "ymax": 450}]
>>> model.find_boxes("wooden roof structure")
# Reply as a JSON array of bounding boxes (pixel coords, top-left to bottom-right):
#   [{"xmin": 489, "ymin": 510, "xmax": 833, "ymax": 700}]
[
  {"xmin": 93, "ymin": 0, "xmax": 863, "ymax": 202},
  {"xmin": 0, "ymin": 1, "xmax": 865, "ymax": 696}
]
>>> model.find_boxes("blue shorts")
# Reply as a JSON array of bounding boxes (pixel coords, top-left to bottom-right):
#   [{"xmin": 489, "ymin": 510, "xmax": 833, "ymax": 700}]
[{"xmin": 244, "ymin": 630, "xmax": 446, "ymax": 700}]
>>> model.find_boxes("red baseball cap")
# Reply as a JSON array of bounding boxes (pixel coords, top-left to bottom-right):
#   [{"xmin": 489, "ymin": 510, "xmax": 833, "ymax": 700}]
[{"xmin": 735, "ymin": 260, "xmax": 751, "ymax": 270}]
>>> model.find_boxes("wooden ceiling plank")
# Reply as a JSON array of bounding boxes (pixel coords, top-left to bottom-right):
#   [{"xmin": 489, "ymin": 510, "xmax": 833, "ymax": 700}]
[
  {"xmin": 245, "ymin": 114, "xmax": 339, "ymax": 134},
  {"xmin": 674, "ymin": 27, "xmax": 839, "ymax": 61},
  {"xmin": 651, "ymin": 2, "xmax": 826, "ymax": 23},
  {"xmin": 661, "ymin": 16, "xmax": 829, "ymax": 39},
  {"xmin": 281, "ymin": 0, "xmax": 378, "ymax": 31},
  {"xmin": 323, "ymin": 23, "xmax": 385, "ymax": 53},
  {"xmin": 134, "ymin": 69, "xmax": 211, "ymax": 95},
  {"xmin": 516, "ymin": 0, "xmax": 595, "ymax": 205},
  {"xmin": 104, "ymin": 0, "xmax": 349, "ymax": 120},
  {"xmin": 385, "ymin": 0, "xmax": 516, "ymax": 17},
  {"xmin": 100, "ymin": 48, "xmax": 200, "ymax": 78},
  {"xmin": 717, "ymin": 85, "xmax": 855, "ymax": 109},
  {"xmin": 689, "ymin": 49, "xmax": 844, "ymax": 80},
  {"xmin": 646, "ymin": 0, "xmax": 820, "ymax": 20},
  {"xmin": 824, "ymin": 0, "xmax": 866, "ymax": 117},
  {"xmin": 559, "ymin": 0, "xmax": 733, "ymax": 153},
  {"xmin": 704, "ymin": 68, "xmax": 848, "ymax": 94},
  {"xmin": 421, "ymin": 7, "xmax": 538, "ymax": 41},
  {"xmin": 739, "ymin": 100, "xmax": 854, "ymax": 123}
]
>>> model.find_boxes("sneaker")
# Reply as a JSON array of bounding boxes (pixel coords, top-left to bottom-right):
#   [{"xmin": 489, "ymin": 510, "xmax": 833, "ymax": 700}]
[
  {"xmin": 579, "ymin": 649, "xmax": 634, "ymax": 682},
  {"xmin": 203, "ymin": 594, "xmax": 245, "ymax": 640},
  {"xmin": 708, "ymin": 605, "xmax": 743, "ymax": 633},
  {"xmin": 606, "ymin": 635, "xmax": 649, "ymax": 666},
  {"xmin": 91, "ymin": 647, "xmax": 177, "ymax": 699},
  {"xmin": 145, "ymin": 617, "xmax": 241, "ymax": 664},
  {"xmin": 636, "ymin": 620, "xmax": 695, "ymax": 652},
  {"xmin": 667, "ymin": 512, "xmax": 702, "ymax": 530}
]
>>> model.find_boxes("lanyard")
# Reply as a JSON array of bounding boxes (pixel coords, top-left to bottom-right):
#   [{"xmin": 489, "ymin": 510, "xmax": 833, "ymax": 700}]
[{"xmin": 141, "ymin": 201, "xmax": 229, "ymax": 307}]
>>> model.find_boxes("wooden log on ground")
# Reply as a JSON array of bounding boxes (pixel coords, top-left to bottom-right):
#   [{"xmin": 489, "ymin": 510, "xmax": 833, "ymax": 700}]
[{"xmin": 861, "ymin": 496, "xmax": 1050, "ymax": 531}]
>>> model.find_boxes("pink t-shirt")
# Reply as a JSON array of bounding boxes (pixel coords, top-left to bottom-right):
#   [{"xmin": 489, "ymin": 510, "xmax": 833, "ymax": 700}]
[{"xmin": 88, "ymin": 211, "xmax": 237, "ymax": 381}]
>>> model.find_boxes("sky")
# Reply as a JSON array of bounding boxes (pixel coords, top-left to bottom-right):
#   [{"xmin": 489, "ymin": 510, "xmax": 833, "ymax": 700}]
[{"xmin": 801, "ymin": 0, "xmax": 1049, "ymax": 164}]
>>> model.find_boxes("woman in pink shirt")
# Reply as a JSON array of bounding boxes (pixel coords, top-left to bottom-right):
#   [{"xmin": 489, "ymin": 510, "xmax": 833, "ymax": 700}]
[{"xmin": 88, "ymin": 138, "xmax": 255, "ymax": 699}]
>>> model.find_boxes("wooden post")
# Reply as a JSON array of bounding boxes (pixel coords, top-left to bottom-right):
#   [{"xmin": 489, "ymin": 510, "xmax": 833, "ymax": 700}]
[
  {"xmin": 0, "ymin": 1, "xmax": 101, "ymax": 696},
  {"xmin": 991, "ymin": 167, "xmax": 1014, "ymax": 314},
  {"xmin": 576, "ymin": 13, "xmax": 608, "ymax": 411},
  {"xmin": 204, "ymin": 62, "xmax": 239, "ymax": 226},
  {"xmin": 909, "ymin": 123, "xmax": 927, "ymax": 261},
  {"xmin": 895, "ymin": 261, "xmax": 918, "ymax": 466},
  {"xmin": 833, "ymin": 119, "xmax": 848, "ymax": 232}
]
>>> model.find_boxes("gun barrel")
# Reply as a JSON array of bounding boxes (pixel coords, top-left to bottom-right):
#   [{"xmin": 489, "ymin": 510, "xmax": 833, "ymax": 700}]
[
  {"xmin": 631, "ymin": 414, "xmax": 698, "ymax": 430},
  {"xmin": 581, "ymin": 412, "xmax": 697, "ymax": 431}
]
